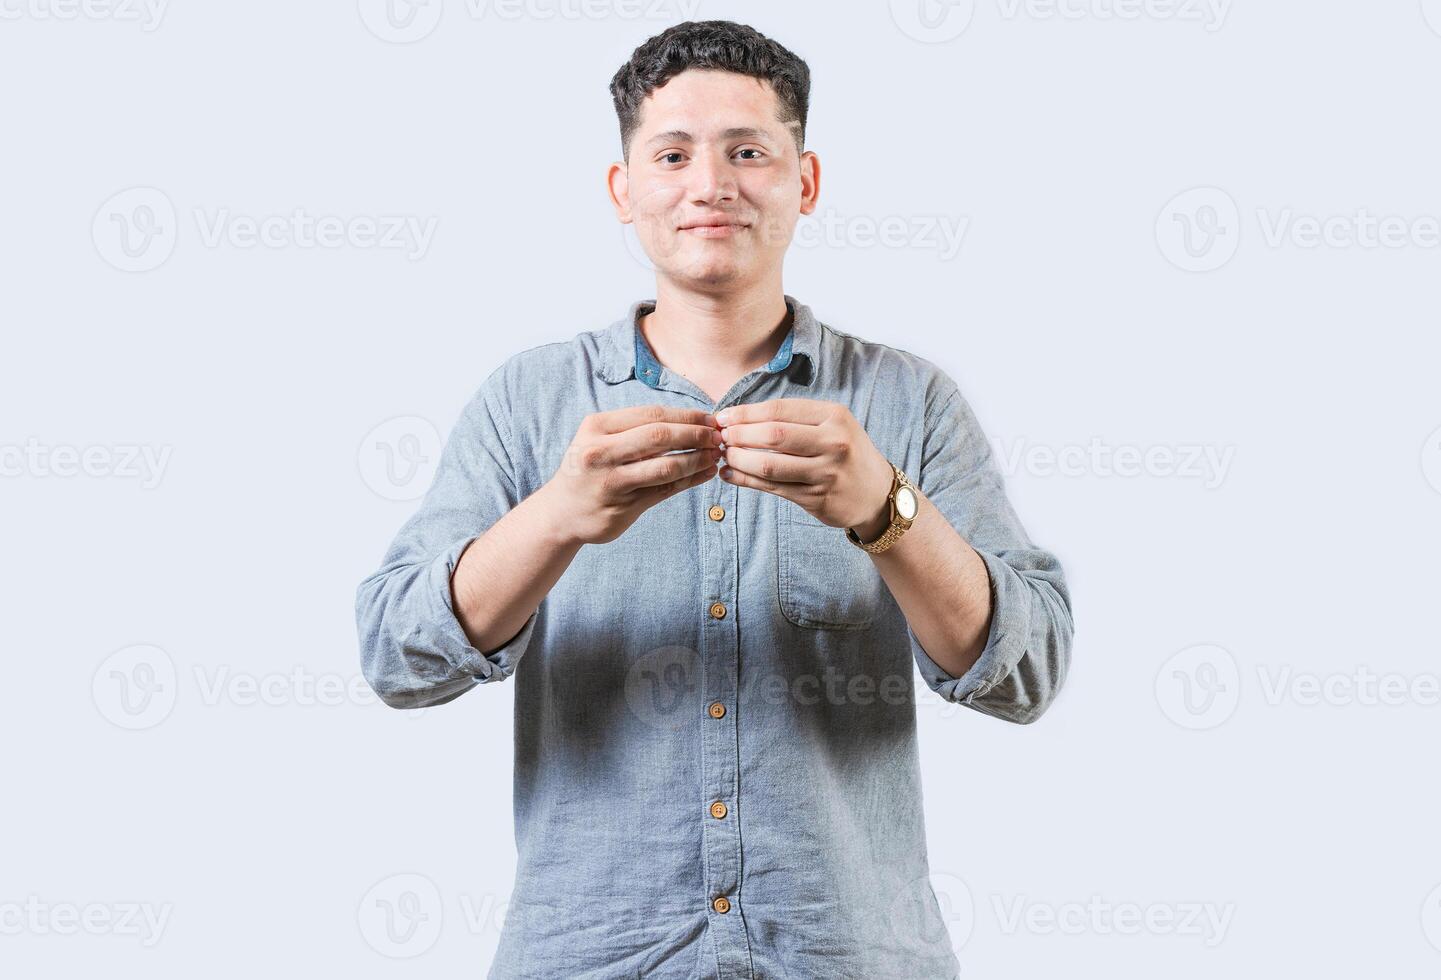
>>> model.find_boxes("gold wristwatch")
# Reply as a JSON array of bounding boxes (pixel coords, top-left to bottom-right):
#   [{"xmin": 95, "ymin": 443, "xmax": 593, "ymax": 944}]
[{"xmin": 845, "ymin": 462, "xmax": 918, "ymax": 554}]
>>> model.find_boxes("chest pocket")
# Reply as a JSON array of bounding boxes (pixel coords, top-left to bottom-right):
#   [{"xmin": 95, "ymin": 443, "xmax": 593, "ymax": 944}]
[{"xmin": 776, "ymin": 504, "xmax": 887, "ymax": 630}]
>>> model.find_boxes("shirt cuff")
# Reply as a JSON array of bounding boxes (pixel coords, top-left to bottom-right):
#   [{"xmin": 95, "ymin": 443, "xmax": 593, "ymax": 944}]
[
  {"xmin": 430, "ymin": 534, "xmax": 539, "ymax": 685},
  {"xmin": 910, "ymin": 548, "xmax": 1033, "ymax": 704}
]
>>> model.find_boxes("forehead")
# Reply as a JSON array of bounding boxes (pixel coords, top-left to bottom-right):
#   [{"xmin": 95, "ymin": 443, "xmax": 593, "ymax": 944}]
[{"xmin": 636, "ymin": 69, "xmax": 782, "ymax": 137}]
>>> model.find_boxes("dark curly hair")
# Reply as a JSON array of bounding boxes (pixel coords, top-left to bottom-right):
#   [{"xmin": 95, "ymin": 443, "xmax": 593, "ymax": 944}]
[{"xmin": 608, "ymin": 20, "xmax": 811, "ymax": 164}]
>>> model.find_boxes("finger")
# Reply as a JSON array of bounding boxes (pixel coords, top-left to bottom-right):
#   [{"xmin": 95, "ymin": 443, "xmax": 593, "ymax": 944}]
[
  {"xmin": 608, "ymin": 421, "xmax": 722, "ymax": 465},
  {"xmin": 721, "ymin": 445, "xmax": 814, "ymax": 484},
  {"xmin": 719, "ymin": 419, "xmax": 828, "ymax": 456},
  {"xmin": 614, "ymin": 447, "xmax": 720, "ymax": 492},
  {"xmin": 592, "ymin": 403, "xmax": 716, "ymax": 435},
  {"xmin": 714, "ymin": 397, "xmax": 832, "ymax": 428},
  {"xmin": 718, "ymin": 459, "xmax": 809, "ymax": 505},
  {"xmin": 644, "ymin": 452, "xmax": 721, "ymax": 503}
]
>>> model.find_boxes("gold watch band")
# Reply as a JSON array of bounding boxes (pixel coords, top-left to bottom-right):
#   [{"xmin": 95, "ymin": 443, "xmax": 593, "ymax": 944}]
[
  {"xmin": 844, "ymin": 463, "xmax": 915, "ymax": 554},
  {"xmin": 848, "ymin": 519, "xmax": 908, "ymax": 554}
]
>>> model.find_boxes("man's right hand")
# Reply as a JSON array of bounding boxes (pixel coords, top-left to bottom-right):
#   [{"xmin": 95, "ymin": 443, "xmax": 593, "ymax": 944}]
[{"xmin": 538, "ymin": 405, "xmax": 723, "ymax": 546}]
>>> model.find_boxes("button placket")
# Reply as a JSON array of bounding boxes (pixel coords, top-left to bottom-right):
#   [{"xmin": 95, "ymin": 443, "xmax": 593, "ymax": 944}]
[{"xmin": 700, "ymin": 477, "xmax": 752, "ymax": 979}]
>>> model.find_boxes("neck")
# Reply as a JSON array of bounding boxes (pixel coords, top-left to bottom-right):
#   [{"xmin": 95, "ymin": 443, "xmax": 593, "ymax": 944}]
[{"xmin": 638, "ymin": 278, "xmax": 792, "ymax": 387}]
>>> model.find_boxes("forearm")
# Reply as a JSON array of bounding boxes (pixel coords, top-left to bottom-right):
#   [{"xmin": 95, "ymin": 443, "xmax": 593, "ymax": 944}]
[
  {"xmin": 865, "ymin": 489, "xmax": 993, "ymax": 678},
  {"xmin": 450, "ymin": 483, "xmax": 583, "ymax": 653}
]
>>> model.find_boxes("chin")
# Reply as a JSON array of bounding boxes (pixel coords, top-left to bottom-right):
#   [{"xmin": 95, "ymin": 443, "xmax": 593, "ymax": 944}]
[
  {"xmin": 675, "ymin": 262, "xmax": 746, "ymax": 287},
  {"xmin": 662, "ymin": 252, "xmax": 744, "ymax": 284}
]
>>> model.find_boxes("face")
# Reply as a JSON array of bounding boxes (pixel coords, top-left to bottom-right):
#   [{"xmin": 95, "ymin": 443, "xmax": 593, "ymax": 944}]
[{"xmin": 608, "ymin": 68, "xmax": 820, "ymax": 289}]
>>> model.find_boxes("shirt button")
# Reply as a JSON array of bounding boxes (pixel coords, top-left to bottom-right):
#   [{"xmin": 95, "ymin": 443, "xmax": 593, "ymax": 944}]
[
  {"xmin": 712, "ymin": 896, "xmax": 731, "ymax": 914},
  {"xmin": 710, "ymin": 801, "xmax": 728, "ymax": 819},
  {"xmin": 709, "ymin": 602, "xmax": 726, "ymax": 619},
  {"xmin": 708, "ymin": 701, "xmax": 726, "ymax": 719},
  {"xmin": 708, "ymin": 504, "xmax": 725, "ymax": 521}
]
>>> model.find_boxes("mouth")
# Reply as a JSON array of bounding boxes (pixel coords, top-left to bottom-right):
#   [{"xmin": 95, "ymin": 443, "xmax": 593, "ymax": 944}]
[
  {"xmin": 677, "ymin": 217, "xmax": 749, "ymax": 237},
  {"xmin": 680, "ymin": 221, "xmax": 748, "ymax": 238}
]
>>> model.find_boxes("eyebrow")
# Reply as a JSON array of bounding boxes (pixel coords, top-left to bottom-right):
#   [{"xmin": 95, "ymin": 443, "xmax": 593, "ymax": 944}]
[{"xmin": 644, "ymin": 126, "xmax": 776, "ymax": 150}]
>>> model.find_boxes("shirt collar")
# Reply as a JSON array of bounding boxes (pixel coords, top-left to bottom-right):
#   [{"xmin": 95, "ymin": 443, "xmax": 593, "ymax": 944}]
[{"xmin": 593, "ymin": 293, "xmax": 818, "ymax": 388}]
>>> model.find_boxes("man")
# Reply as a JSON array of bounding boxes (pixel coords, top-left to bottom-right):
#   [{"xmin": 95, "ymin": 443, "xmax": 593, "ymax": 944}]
[{"xmin": 356, "ymin": 19, "xmax": 1073, "ymax": 980}]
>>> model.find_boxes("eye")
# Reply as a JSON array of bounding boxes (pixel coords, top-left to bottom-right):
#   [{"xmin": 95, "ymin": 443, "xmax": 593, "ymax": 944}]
[
  {"xmin": 659, "ymin": 152, "xmax": 685, "ymax": 165},
  {"xmin": 736, "ymin": 148, "xmax": 764, "ymax": 160}
]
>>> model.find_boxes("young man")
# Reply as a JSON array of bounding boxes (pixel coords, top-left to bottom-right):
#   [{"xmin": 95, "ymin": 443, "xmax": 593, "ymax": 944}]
[{"xmin": 356, "ymin": 19, "xmax": 1072, "ymax": 980}]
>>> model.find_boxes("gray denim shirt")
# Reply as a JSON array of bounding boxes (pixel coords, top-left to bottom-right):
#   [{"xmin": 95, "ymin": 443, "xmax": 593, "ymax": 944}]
[{"xmin": 355, "ymin": 294, "xmax": 1073, "ymax": 979}]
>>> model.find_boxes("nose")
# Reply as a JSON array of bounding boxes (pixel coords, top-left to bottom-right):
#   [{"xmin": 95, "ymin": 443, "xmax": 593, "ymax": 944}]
[{"xmin": 687, "ymin": 147, "xmax": 738, "ymax": 208}]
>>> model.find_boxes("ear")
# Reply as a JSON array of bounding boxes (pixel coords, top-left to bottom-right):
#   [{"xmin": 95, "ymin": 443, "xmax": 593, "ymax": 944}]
[
  {"xmin": 607, "ymin": 161, "xmax": 633, "ymax": 224},
  {"xmin": 798, "ymin": 150, "xmax": 821, "ymax": 218}
]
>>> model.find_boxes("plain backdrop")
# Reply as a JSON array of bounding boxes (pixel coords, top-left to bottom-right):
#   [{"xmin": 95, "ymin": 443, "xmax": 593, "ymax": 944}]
[{"xmin": 3, "ymin": 0, "xmax": 1441, "ymax": 976}]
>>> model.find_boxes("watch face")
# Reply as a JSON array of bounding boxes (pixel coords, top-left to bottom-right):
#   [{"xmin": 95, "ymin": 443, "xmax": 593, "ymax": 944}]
[{"xmin": 895, "ymin": 485, "xmax": 918, "ymax": 521}]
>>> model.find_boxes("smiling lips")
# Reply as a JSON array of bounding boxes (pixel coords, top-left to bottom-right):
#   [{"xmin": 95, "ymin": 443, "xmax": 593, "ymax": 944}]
[{"xmin": 680, "ymin": 217, "xmax": 747, "ymax": 238}]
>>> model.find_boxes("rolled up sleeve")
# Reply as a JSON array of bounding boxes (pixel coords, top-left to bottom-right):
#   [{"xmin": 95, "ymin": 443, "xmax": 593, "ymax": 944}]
[
  {"xmin": 908, "ymin": 381, "xmax": 1074, "ymax": 724},
  {"xmin": 355, "ymin": 369, "xmax": 538, "ymax": 709}
]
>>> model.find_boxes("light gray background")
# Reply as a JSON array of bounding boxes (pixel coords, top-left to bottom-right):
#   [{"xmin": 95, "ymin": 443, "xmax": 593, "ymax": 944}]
[{"xmin": 4, "ymin": 0, "xmax": 1440, "ymax": 976}]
